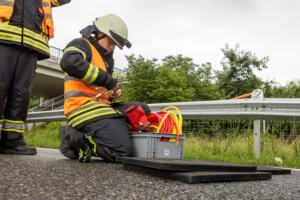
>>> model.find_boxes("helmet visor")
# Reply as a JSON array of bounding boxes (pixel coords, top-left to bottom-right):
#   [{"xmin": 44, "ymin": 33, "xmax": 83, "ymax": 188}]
[{"xmin": 109, "ymin": 30, "xmax": 132, "ymax": 48}]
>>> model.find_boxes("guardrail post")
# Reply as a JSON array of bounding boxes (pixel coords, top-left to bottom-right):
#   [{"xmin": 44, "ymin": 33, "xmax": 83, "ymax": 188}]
[
  {"xmin": 253, "ymin": 120, "xmax": 261, "ymax": 158},
  {"xmin": 251, "ymin": 89, "xmax": 264, "ymax": 158}
]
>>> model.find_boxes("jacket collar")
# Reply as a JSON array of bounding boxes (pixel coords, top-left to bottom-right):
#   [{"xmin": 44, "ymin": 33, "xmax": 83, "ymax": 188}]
[{"xmin": 86, "ymin": 36, "xmax": 114, "ymax": 74}]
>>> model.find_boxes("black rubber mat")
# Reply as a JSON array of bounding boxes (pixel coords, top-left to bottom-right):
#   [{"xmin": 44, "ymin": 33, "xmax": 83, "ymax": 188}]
[
  {"xmin": 123, "ymin": 164, "xmax": 272, "ymax": 183},
  {"xmin": 117, "ymin": 157, "xmax": 257, "ymax": 172},
  {"xmin": 257, "ymin": 166, "xmax": 291, "ymax": 175}
]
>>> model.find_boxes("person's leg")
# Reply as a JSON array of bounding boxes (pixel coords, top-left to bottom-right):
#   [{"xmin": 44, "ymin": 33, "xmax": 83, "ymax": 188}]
[
  {"xmin": 0, "ymin": 81, "xmax": 9, "ymax": 153},
  {"xmin": 80, "ymin": 118, "xmax": 133, "ymax": 162},
  {"xmin": 0, "ymin": 44, "xmax": 19, "ymax": 153},
  {"xmin": 1, "ymin": 46, "xmax": 37, "ymax": 155}
]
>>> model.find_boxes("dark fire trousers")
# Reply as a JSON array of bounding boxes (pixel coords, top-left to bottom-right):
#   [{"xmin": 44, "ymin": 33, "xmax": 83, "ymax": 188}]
[
  {"xmin": 0, "ymin": 43, "xmax": 37, "ymax": 147},
  {"xmin": 80, "ymin": 102, "xmax": 150, "ymax": 162}
]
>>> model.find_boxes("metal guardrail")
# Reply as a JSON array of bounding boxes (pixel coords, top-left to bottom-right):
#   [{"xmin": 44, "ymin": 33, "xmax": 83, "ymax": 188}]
[
  {"xmin": 27, "ymin": 109, "xmax": 65, "ymax": 122},
  {"xmin": 26, "ymin": 96, "xmax": 300, "ymax": 159},
  {"xmin": 150, "ymin": 98, "xmax": 300, "ymax": 120},
  {"xmin": 26, "ymin": 98, "xmax": 300, "ymax": 122}
]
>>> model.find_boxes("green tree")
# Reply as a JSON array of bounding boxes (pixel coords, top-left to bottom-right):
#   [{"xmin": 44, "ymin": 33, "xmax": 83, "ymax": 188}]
[
  {"xmin": 215, "ymin": 44, "xmax": 269, "ymax": 99},
  {"xmin": 194, "ymin": 62, "xmax": 220, "ymax": 100},
  {"xmin": 162, "ymin": 55, "xmax": 219, "ymax": 100},
  {"xmin": 122, "ymin": 55, "xmax": 196, "ymax": 103},
  {"xmin": 148, "ymin": 65, "xmax": 195, "ymax": 103},
  {"xmin": 270, "ymin": 80, "xmax": 300, "ymax": 98},
  {"xmin": 262, "ymin": 80, "xmax": 276, "ymax": 98},
  {"xmin": 121, "ymin": 55, "xmax": 158, "ymax": 103}
]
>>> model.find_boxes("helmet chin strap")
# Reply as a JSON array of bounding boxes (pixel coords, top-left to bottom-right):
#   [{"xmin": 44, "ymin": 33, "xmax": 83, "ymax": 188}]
[
  {"xmin": 94, "ymin": 34, "xmax": 114, "ymax": 55},
  {"xmin": 95, "ymin": 34, "xmax": 106, "ymax": 42}
]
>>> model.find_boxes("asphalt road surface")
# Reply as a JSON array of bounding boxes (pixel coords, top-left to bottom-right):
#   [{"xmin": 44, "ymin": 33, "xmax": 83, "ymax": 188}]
[{"xmin": 0, "ymin": 148, "xmax": 299, "ymax": 200}]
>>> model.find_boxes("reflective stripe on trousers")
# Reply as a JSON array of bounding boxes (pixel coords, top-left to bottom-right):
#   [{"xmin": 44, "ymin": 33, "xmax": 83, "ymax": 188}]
[{"xmin": 1, "ymin": 119, "xmax": 24, "ymax": 133}]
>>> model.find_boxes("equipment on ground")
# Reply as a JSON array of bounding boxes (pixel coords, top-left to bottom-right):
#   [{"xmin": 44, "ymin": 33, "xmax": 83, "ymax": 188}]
[
  {"xmin": 125, "ymin": 105, "xmax": 184, "ymax": 159},
  {"xmin": 146, "ymin": 106, "xmax": 182, "ymax": 143}
]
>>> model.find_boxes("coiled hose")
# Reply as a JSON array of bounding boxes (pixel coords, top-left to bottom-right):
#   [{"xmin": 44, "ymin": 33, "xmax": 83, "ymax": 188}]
[{"xmin": 146, "ymin": 106, "xmax": 182, "ymax": 143}]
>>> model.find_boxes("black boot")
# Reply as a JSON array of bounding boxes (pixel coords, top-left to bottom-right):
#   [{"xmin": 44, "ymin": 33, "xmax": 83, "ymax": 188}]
[
  {"xmin": 59, "ymin": 125, "xmax": 84, "ymax": 159},
  {"xmin": 0, "ymin": 132, "xmax": 37, "ymax": 155},
  {"xmin": 78, "ymin": 140, "xmax": 92, "ymax": 163},
  {"xmin": 1, "ymin": 145, "xmax": 37, "ymax": 155}
]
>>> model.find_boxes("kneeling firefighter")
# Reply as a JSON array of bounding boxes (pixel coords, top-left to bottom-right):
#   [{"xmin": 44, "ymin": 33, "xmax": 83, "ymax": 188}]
[{"xmin": 59, "ymin": 14, "xmax": 150, "ymax": 162}]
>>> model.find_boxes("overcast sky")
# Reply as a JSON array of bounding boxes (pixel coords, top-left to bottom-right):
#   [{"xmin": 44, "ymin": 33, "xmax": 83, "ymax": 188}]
[{"xmin": 50, "ymin": 0, "xmax": 300, "ymax": 85}]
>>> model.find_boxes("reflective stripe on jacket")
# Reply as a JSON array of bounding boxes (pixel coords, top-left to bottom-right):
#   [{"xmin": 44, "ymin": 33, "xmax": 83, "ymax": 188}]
[
  {"xmin": 42, "ymin": 0, "xmax": 54, "ymax": 39},
  {"xmin": 0, "ymin": 21, "xmax": 49, "ymax": 54},
  {"xmin": 0, "ymin": 0, "xmax": 70, "ymax": 60}
]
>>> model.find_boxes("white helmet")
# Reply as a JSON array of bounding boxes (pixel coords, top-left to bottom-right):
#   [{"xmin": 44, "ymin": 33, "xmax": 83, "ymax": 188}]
[{"xmin": 94, "ymin": 14, "xmax": 131, "ymax": 49}]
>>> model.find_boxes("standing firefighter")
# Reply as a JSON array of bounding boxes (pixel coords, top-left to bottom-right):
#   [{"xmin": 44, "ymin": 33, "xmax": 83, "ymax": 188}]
[
  {"xmin": 0, "ymin": 0, "xmax": 71, "ymax": 155},
  {"xmin": 59, "ymin": 14, "xmax": 150, "ymax": 162}
]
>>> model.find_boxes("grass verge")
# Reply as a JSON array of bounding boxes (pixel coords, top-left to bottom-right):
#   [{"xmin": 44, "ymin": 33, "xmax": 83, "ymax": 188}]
[
  {"xmin": 24, "ymin": 122, "xmax": 300, "ymax": 168},
  {"xmin": 25, "ymin": 122, "xmax": 64, "ymax": 149},
  {"xmin": 184, "ymin": 134, "xmax": 300, "ymax": 168}
]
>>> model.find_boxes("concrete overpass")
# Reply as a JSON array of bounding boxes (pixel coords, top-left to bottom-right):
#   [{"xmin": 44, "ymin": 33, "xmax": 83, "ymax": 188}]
[
  {"xmin": 33, "ymin": 59, "xmax": 64, "ymax": 97},
  {"xmin": 32, "ymin": 46, "xmax": 125, "ymax": 98}
]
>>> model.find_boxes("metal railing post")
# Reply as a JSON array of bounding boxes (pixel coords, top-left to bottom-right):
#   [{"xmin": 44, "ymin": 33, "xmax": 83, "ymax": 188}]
[
  {"xmin": 251, "ymin": 89, "xmax": 264, "ymax": 158},
  {"xmin": 253, "ymin": 120, "xmax": 261, "ymax": 158}
]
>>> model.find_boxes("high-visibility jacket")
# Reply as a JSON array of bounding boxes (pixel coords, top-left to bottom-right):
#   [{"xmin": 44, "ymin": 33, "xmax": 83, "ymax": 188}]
[
  {"xmin": 0, "ymin": 0, "xmax": 70, "ymax": 60},
  {"xmin": 61, "ymin": 37, "xmax": 120, "ymax": 129}
]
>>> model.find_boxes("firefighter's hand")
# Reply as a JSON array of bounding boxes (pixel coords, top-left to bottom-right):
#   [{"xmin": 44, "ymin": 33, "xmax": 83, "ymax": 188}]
[
  {"xmin": 110, "ymin": 88, "xmax": 122, "ymax": 99},
  {"xmin": 110, "ymin": 82, "xmax": 122, "ymax": 99}
]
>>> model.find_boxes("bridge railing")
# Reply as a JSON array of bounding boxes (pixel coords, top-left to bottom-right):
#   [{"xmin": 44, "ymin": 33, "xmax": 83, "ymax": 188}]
[
  {"xmin": 47, "ymin": 46, "xmax": 125, "ymax": 76},
  {"xmin": 29, "ymin": 94, "xmax": 64, "ymax": 112},
  {"xmin": 49, "ymin": 46, "xmax": 63, "ymax": 63}
]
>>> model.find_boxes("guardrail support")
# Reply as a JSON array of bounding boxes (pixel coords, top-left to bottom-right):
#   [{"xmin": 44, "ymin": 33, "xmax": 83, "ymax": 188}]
[
  {"xmin": 253, "ymin": 120, "xmax": 261, "ymax": 158},
  {"xmin": 251, "ymin": 89, "xmax": 264, "ymax": 158}
]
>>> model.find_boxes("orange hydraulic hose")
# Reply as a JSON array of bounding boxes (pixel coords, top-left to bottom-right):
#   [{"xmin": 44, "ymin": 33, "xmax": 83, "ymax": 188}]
[{"xmin": 231, "ymin": 93, "xmax": 252, "ymax": 100}]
